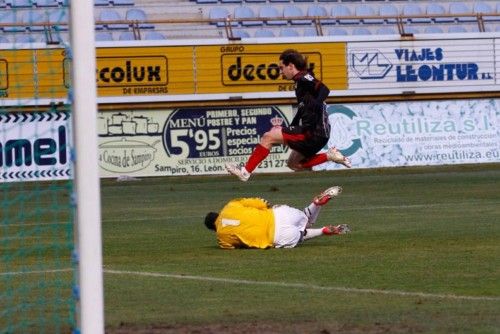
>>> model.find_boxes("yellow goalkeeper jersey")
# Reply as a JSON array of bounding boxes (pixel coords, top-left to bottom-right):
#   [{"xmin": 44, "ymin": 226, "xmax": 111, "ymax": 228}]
[{"xmin": 215, "ymin": 198, "xmax": 275, "ymax": 249}]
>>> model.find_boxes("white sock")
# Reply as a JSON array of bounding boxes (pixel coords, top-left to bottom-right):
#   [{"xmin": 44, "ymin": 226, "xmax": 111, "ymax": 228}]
[{"xmin": 303, "ymin": 228, "xmax": 324, "ymax": 240}]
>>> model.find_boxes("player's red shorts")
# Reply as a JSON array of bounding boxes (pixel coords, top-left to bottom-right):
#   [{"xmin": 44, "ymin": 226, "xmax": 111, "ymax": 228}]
[{"xmin": 281, "ymin": 126, "xmax": 328, "ymax": 158}]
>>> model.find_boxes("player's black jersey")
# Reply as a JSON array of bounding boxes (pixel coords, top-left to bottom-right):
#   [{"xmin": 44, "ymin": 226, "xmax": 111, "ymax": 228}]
[
  {"xmin": 291, "ymin": 72, "xmax": 331, "ymax": 139},
  {"xmin": 294, "ymin": 71, "xmax": 330, "ymax": 105}
]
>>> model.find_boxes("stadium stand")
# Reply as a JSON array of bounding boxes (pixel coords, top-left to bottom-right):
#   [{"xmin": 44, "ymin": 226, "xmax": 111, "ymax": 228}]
[
  {"xmin": 7, "ymin": 0, "xmax": 33, "ymax": 8},
  {"xmin": 259, "ymin": 6, "xmax": 287, "ymax": 26},
  {"xmin": 35, "ymin": 0, "xmax": 58, "ymax": 7},
  {"xmin": 327, "ymin": 27, "xmax": 348, "ymax": 36},
  {"xmin": 234, "ymin": 6, "xmax": 262, "ymax": 26},
  {"xmin": 424, "ymin": 26, "xmax": 444, "ymax": 34},
  {"xmin": 126, "ymin": 8, "xmax": 154, "ymax": 29},
  {"xmin": 254, "ymin": 27, "xmax": 275, "ymax": 37},
  {"xmin": 352, "ymin": 27, "xmax": 371, "ymax": 35},
  {"xmin": 0, "ymin": 0, "xmax": 498, "ymax": 42},
  {"xmin": 356, "ymin": 4, "xmax": 383, "ymax": 24},
  {"xmin": 98, "ymin": 8, "xmax": 129, "ymax": 29},
  {"xmin": 112, "ymin": 0, "xmax": 134, "ymax": 5},
  {"xmin": 95, "ymin": 31, "xmax": 114, "ymax": 40},
  {"xmin": 284, "ymin": 5, "xmax": 312, "ymax": 25},
  {"xmin": 379, "ymin": 3, "xmax": 398, "ymax": 23},
  {"xmin": 232, "ymin": 29, "xmax": 250, "ymax": 38},
  {"xmin": 144, "ymin": 30, "xmax": 166, "ymax": 39},
  {"xmin": 333, "ymin": 4, "xmax": 360, "ymax": 25},
  {"xmin": 280, "ymin": 27, "xmax": 299, "ymax": 36},
  {"xmin": 402, "ymin": 3, "xmax": 431, "ymax": 24},
  {"xmin": 119, "ymin": 31, "xmax": 136, "ymax": 40},
  {"xmin": 376, "ymin": 26, "xmax": 397, "ymax": 35}
]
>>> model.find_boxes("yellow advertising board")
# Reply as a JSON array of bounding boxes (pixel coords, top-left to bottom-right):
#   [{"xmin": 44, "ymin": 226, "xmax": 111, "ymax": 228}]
[
  {"xmin": 0, "ymin": 48, "xmax": 67, "ymax": 99},
  {"xmin": 0, "ymin": 42, "xmax": 348, "ymax": 100},
  {"xmin": 196, "ymin": 43, "xmax": 347, "ymax": 93}
]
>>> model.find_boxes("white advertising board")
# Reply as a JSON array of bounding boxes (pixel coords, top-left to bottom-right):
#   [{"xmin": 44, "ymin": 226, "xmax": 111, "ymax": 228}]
[
  {"xmin": 2, "ymin": 99, "xmax": 498, "ymax": 182},
  {"xmin": 0, "ymin": 111, "xmax": 71, "ymax": 182},
  {"xmin": 97, "ymin": 106, "xmax": 293, "ymax": 177},
  {"xmin": 348, "ymin": 39, "xmax": 496, "ymax": 93},
  {"xmin": 319, "ymin": 99, "xmax": 499, "ymax": 170}
]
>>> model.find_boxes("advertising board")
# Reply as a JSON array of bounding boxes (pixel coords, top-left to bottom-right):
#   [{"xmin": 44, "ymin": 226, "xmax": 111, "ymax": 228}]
[
  {"xmin": 0, "ymin": 111, "xmax": 71, "ymax": 182},
  {"xmin": 322, "ymin": 99, "xmax": 499, "ymax": 170},
  {"xmin": 97, "ymin": 105, "xmax": 293, "ymax": 177}
]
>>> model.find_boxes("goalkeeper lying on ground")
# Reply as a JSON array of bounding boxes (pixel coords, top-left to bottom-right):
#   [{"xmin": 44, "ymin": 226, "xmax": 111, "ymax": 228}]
[{"xmin": 204, "ymin": 186, "xmax": 350, "ymax": 249}]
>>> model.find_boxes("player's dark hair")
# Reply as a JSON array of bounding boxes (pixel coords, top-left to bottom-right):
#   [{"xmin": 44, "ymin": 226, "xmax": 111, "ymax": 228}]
[
  {"xmin": 279, "ymin": 49, "xmax": 307, "ymax": 71},
  {"xmin": 204, "ymin": 212, "xmax": 218, "ymax": 231}
]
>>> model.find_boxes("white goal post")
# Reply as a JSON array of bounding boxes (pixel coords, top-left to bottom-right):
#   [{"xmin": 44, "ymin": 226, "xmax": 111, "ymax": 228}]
[{"xmin": 69, "ymin": 2, "xmax": 104, "ymax": 334}]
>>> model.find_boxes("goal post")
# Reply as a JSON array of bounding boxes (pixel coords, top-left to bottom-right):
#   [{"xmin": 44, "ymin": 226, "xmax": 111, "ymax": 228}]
[
  {"xmin": 0, "ymin": 2, "xmax": 104, "ymax": 333},
  {"xmin": 69, "ymin": 1, "xmax": 104, "ymax": 334}
]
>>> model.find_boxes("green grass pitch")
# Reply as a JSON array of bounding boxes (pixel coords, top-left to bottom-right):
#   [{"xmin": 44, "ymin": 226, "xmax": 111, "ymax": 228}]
[
  {"xmin": 101, "ymin": 164, "xmax": 500, "ymax": 333},
  {"xmin": 2, "ymin": 164, "xmax": 498, "ymax": 333}
]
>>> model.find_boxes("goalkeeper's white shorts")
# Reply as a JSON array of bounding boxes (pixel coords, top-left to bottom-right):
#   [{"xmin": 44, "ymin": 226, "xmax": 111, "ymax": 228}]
[{"xmin": 272, "ymin": 205, "xmax": 308, "ymax": 248}]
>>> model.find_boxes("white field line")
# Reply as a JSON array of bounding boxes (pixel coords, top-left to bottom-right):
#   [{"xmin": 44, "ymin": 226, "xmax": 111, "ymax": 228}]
[
  {"xmin": 0, "ymin": 268, "xmax": 72, "ymax": 276},
  {"xmin": 104, "ymin": 269, "xmax": 500, "ymax": 302},
  {"xmin": 4, "ymin": 201, "xmax": 497, "ymax": 226}
]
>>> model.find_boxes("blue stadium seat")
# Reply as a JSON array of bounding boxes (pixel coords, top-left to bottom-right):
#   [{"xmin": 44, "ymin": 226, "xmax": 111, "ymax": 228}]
[
  {"xmin": 352, "ymin": 27, "xmax": 371, "ymax": 35},
  {"xmin": 449, "ymin": 2, "xmax": 474, "ymax": 22},
  {"xmin": 269, "ymin": 0, "xmax": 290, "ymax": 3},
  {"xmin": 22, "ymin": 11, "xmax": 45, "ymax": 32},
  {"xmin": 111, "ymin": 0, "xmax": 134, "ymax": 5},
  {"xmin": 95, "ymin": 32, "xmax": 114, "ymax": 41},
  {"xmin": 14, "ymin": 34, "xmax": 37, "ymax": 43},
  {"xmin": 404, "ymin": 26, "xmax": 419, "ymax": 34},
  {"xmin": 245, "ymin": 0, "xmax": 265, "ymax": 3},
  {"xmin": 448, "ymin": 25, "xmax": 467, "ymax": 33},
  {"xmin": 356, "ymin": 4, "xmax": 383, "ymax": 24},
  {"xmin": 259, "ymin": 6, "xmax": 286, "ymax": 26},
  {"xmin": 144, "ymin": 31, "xmax": 166, "ymax": 40},
  {"xmin": 0, "ymin": 11, "xmax": 25, "ymax": 32},
  {"xmin": 474, "ymin": 2, "xmax": 493, "ymax": 14},
  {"xmin": 332, "ymin": 5, "xmax": 359, "ymax": 24},
  {"xmin": 376, "ymin": 26, "xmax": 397, "ymax": 35},
  {"xmin": 254, "ymin": 28, "xmax": 275, "ymax": 37},
  {"xmin": 379, "ymin": 3, "xmax": 398, "ymax": 24},
  {"xmin": 119, "ymin": 31, "xmax": 136, "ymax": 40},
  {"xmin": 327, "ymin": 27, "xmax": 348, "ymax": 36},
  {"xmin": 94, "ymin": 0, "xmax": 110, "ymax": 6},
  {"xmin": 49, "ymin": 9, "xmax": 68, "ymax": 31},
  {"xmin": 280, "ymin": 27, "xmax": 300, "ymax": 37},
  {"xmin": 426, "ymin": 3, "xmax": 453, "ymax": 24},
  {"xmin": 307, "ymin": 5, "xmax": 334, "ymax": 24},
  {"xmin": 424, "ymin": 26, "xmax": 444, "ymax": 34},
  {"xmin": 126, "ymin": 8, "xmax": 154, "ymax": 29},
  {"xmin": 303, "ymin": 27, "xmax": 318, "ymax": 36},
  {"xmin": 284, "ymin": 5, "xmax": 312, "ymax": 25},
  {"xmin": 232, "ymin": 30, "xmax": 251, "ymax": 38},
  {"xmin": 99, "ymin": 9, "xmax": 129, "ymax": 30},
  {"xmin": 477, "ymin": 2, "xmax": 497, "ymax": 22},
  {"xmin": 234, "ymin": 6, "xmax": 262, "ymax": 26},
  {"xmin": 294, "ymin": 0, "xmax": 313, "ymax": 3},
  {"xmin": 209, "ymin": 7, "xmax": 236, "ymax": 27},
  {"xmin": 35, "ymin": 0, "xmax": 57, "ymax": 7},
  {"xmin": 221, "ymin": 0, "xmax": 242, "ymax": 4},
  {"xmin": 402, "ymin": 3, "xmax": 431, "ymax": 24},
  {"xmin": 7, "ymin": 0, "xmax": 33, "ymax": 8},
  {"xmin": 196, "ymin": 0, "xmax": 217, "ymax": 4}
]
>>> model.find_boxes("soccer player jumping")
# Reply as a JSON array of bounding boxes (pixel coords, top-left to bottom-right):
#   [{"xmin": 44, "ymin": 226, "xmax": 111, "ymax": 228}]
[{"xmin": 225, "ymin": 49, "xmax": 351, "ymax": 182}]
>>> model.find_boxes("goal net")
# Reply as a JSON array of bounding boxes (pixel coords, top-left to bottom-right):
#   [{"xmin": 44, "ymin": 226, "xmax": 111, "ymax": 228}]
[{"xmin": 0, "ymin": 2, "xmax": 103, "ymax": 333}]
